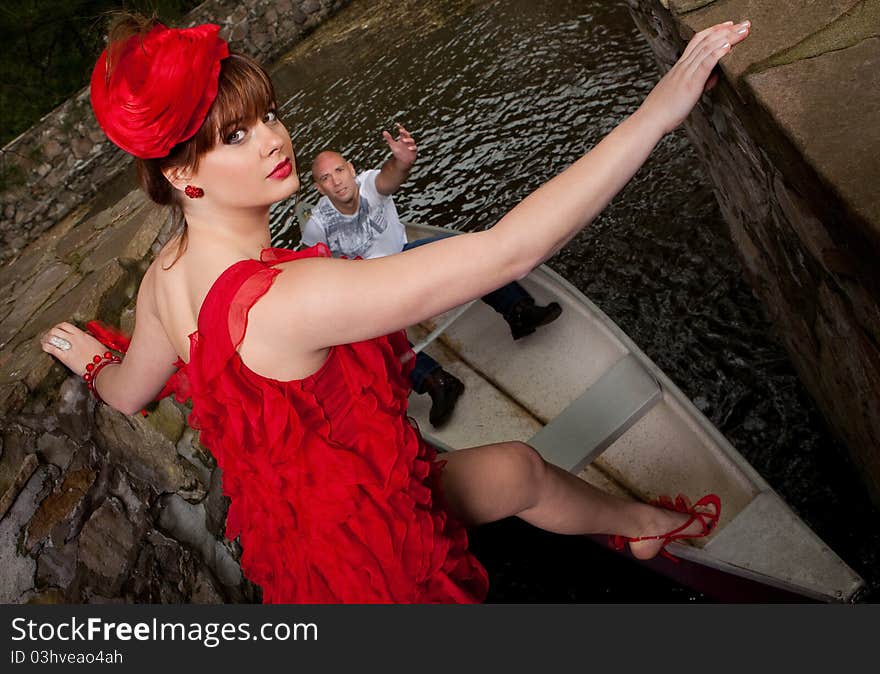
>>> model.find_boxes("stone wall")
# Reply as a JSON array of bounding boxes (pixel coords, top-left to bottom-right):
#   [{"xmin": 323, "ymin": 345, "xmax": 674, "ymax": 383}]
[
  {"xmin": 0, "ymin": 0, "xmax": 351, "ymax": 264},
  {"xmin": 625, "ymin": 0, "xmax": 880, "ymax": 504},
  {"xmin": 0, "ymin": 0, "xmax": 351, "ymax": 604},
  {"xmin": 0, "ymin": 192, "xmax": 258, "ymax": 602}
]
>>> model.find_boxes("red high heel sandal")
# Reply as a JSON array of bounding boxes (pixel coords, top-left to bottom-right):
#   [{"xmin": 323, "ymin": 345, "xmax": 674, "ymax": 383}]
[{"xmin": 610, "ymin": 493, "xmax": 721, "ymax": 563}]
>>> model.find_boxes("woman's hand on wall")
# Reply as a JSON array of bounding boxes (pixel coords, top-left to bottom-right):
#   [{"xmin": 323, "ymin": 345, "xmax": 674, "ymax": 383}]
[
  {"xmin": 638, "ymin": 19, "xmax": 750, "ymax": 135},
  {"xmin": 40, "ymin": 321, "xmax": 111, "ymax": 379}
]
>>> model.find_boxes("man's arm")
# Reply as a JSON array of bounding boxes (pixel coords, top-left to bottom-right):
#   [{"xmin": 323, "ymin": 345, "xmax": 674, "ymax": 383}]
[{"xmin": 374, "ymin": 123, "xmax": 417, "ymax": 196}]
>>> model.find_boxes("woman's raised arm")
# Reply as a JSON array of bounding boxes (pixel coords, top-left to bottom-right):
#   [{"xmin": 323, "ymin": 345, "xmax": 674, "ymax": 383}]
[{"xmin": 253, "ymin": 21, "xmax": 750, "ymax": 355}]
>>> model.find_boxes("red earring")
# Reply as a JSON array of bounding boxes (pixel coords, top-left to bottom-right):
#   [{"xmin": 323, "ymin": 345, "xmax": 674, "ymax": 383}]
[{"xmin": 184, "ymin": 185, "xmax": 204, "ymax": 199}]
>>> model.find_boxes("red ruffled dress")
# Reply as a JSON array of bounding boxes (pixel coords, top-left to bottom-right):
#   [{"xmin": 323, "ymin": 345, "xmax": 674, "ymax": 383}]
[{"xmin": 169, "ymin": 244, "xmax": 488, "ymax": 603}]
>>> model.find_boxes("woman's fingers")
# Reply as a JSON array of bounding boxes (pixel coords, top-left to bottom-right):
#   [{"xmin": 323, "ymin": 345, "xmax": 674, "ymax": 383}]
[
  {"xmin": 689, "ymin": 31, "xmax": 732, "ymax": 66},
  {"xmin": 685, "ymin": 35, "xmax": 736, "ymax": 84},
  {"xmin": 685, "ymin": 37, "xmax": 731, "ymax": 81},
  {"xmin": 43, "ymin": 322, "xmax": 86, "ymax": 350},
  {"xmin": 40, "ymin": 322, "xmax": 109, "ymax": 379},
  {"xmin": 638, "ymin": 18, "xmax": 750, "ymax": 134},
  {"xmin": 41, "ymin": 328, "xmax": 72, "ymax": 356},
  {"xmin": 48, "ymin": 334, "xmax": 72, "ymax": 351},
  {"xmin": 680, "ymin": 20, "xmax": 748, "ymax": 73},
  {"xmin": 57, "ymin": 321, "xmax": 79, "ymax": 334},
  {"xmin": 680, "ymin": 20, "xmax": 733, "ymax": 62},
  {"xmin": 681, "ymin": 21, "xmax": 748, "ymax": 88},
  {"xmin": 40, "ymin": 332, "xmax": 55, "ymax": 353},
  {"xmin": 685, "ymin": 20, "xmax": 749, "ymax": 68}
]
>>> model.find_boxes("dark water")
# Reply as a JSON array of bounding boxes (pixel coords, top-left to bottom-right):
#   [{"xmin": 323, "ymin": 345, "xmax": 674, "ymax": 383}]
[{"xmin": 267, "ymin": 0, "xmax": 879, "ymax": 601}]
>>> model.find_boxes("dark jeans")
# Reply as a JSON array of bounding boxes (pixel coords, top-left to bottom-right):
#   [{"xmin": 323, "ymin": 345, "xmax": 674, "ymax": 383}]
[{"xmin": 403, "ymin": 233, "xmax": 531, "ymax": 393}]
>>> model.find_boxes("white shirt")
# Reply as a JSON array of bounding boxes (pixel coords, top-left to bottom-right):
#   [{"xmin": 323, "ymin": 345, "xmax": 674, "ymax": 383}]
[{"xmin": 301, "ymin": 170, "xmax": 407, "ymax": 259}]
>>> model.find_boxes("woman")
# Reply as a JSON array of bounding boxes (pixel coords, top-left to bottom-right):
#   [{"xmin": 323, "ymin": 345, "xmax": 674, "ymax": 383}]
[{"xmin": 41, "ymin": 14, "xmax": 749, "ymax": 602}]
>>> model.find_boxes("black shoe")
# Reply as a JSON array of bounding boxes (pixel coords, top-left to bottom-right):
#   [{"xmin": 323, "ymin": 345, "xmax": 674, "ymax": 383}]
[
  {"xmin": 422, "ymin": 368, "xmax": 465, "ymax": 427},
  {"xmin": 507, "ymin": 299, "xmax": 563, "ymax": 341}
]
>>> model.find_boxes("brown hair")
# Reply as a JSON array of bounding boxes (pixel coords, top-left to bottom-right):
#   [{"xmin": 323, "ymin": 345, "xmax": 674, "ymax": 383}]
[{"xmin": 105, "ymin": 14, "xmax": 277, "ymax": 268}]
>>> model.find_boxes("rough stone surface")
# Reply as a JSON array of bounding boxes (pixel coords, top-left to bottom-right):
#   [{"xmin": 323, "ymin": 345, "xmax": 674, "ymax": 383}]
[
  {"xmin": 0, "ymin": 205, "xmax": 83, "ymax": 291},
  {"xmin": 0, "ymin": 262, "xmax": 72, "ymax": 350},
  {"xmin": 35, "ymin": 541, "xmax": 79, "ymax": 593},
  {"xmin": 668, "ymin": 1, "xmax": 717, "ymax": 12},
  {"xmin": 127, "ymin": 529, "xmax": 193, "ymax": 603},
  {"xmin": 627, "ymin": 0, "xmax": 880, "ymax": 504},
  {"xmin": 177, "ymin": 427, "xmax": 215, "ymax": 488},
  {"xmin": 0, "ymin": 185, "xmax": 247, "ymax": 603},
  {"xmin": 0, "ymin": 427, "xmax": 36, "ymax": 491},
  {"xmin": 35, "ymin": 433, "xmax": 76, "ymax": 471},
  {"xmin": 0, "ymin": 383, "xmax": 28, "ymax": 418},
  {"xmin": 21, "ymin": 261, "xmax": 128, "ymax": 347},
  {"xmin": 157, "ymin": 493, "xmax": 242, "ymax": 589},
  {"xmin": 0, "ymin": 466, "xmax": 52, "ymax": 603},
  {"xmin": 95, "ymin": 402, "xmax": 200, "ymax": 498},
  {"xmin": 0, "ymin": 453, "xmax": 39, "ymax": 521},
  {"xmin": 679, "ymin": 0, "xmax": 862, "ymax": 83},
  {"xmin": 746, "ymin": 37, "xmax": 880, "ymax": 241},
  {"xmin": 53, "ymin": 377, "xmax": 92, "ymax": 443},
  {"xmin": 77, "ymin": 497, "xmax": 139, "ymax": 596},
  {"xmin": 204, "ymin": 465, "xmax": 230, "ymax": 538},
  {"xmin": 25, "ymin": 468, "xmax": 95, "ymax": 553},
  {"xmin": 191, "ymin": 567, "xmax": 225, "ymax": 603},
  {"xmin": 79, "ymin": 201, "xmax": 167, "ymax": 274}
]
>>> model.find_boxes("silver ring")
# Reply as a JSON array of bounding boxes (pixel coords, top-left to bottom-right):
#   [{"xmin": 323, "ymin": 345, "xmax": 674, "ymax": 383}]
[{"xmin": 49, "ymin": 335, "xmax": 72, "ymax": 351}]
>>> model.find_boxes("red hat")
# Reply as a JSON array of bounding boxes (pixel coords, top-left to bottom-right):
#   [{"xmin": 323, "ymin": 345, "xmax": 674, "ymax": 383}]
[{"xmin": 90, "ymin": 23, "xmax": 229, "ymax": 159}]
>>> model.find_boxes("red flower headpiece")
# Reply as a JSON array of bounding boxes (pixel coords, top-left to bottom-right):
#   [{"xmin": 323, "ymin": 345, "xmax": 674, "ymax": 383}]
[{"xmin": 90, "ymin": 23, "xmax": 229, "ymax": 159}]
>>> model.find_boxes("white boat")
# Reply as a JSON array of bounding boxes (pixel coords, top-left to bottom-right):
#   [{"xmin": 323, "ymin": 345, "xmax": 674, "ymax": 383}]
[{"xmin": 402, "ymin": 222, "xmax": 865, "ymax": 603}]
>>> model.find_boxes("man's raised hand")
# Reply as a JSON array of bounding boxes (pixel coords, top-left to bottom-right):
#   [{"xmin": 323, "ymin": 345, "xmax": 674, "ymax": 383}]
[{"xmin": 382, "ymin": 123, "xmax": 418, "ymax": 167}]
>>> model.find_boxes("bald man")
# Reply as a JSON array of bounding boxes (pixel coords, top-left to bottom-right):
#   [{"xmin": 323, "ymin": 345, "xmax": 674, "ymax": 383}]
[{"xmin": 301, "ymin": 124, "xmax": 561, "ymax": 426}]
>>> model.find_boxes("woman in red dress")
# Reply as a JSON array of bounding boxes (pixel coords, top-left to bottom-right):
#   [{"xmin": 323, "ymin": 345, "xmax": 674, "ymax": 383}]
[{"xmin": 41, "ymin": 15, "xmax": 749, "ymax": 603}]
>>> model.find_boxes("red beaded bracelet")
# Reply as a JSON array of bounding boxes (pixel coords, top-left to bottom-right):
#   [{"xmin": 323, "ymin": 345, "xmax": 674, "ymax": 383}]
[{"xmin": 83, "ymin": 351, "xmax": 121, "ymax": 403}]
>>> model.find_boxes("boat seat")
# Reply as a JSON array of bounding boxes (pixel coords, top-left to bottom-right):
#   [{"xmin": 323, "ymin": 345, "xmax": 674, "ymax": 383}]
[{"xmin": 527, "ymin": 353, "xmax": 662, "ymax": 473}]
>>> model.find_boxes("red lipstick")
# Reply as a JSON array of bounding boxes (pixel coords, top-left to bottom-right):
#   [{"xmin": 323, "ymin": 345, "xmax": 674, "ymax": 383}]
[{"xmin": 267, "ymin": 158, "xmax": 292, "ymax": 179}]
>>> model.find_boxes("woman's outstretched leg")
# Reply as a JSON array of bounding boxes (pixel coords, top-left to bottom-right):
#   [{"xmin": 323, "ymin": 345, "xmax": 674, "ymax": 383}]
[{"xmin": 440, "ymin": 441, "xmax": 708, "ymax": 560}]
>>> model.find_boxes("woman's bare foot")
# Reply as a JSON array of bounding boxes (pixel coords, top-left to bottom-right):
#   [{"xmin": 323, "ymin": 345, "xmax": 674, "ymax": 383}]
[{"xmin": 627, "ymin": 497, "xmax": 720, "ymax": 560}]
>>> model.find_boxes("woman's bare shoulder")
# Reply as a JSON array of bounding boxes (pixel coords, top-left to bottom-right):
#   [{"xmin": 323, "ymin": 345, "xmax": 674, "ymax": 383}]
[
  {"xmin": 149, "ymin": 237, "xmax": 257, "ymax": 328},
  {"xmin": 138, "ymin": 241, "xmax": 180, "ymax": 305},
  {"xmin": 142, "ymin": 238, "xmax": 201, "ymax": 345}
]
